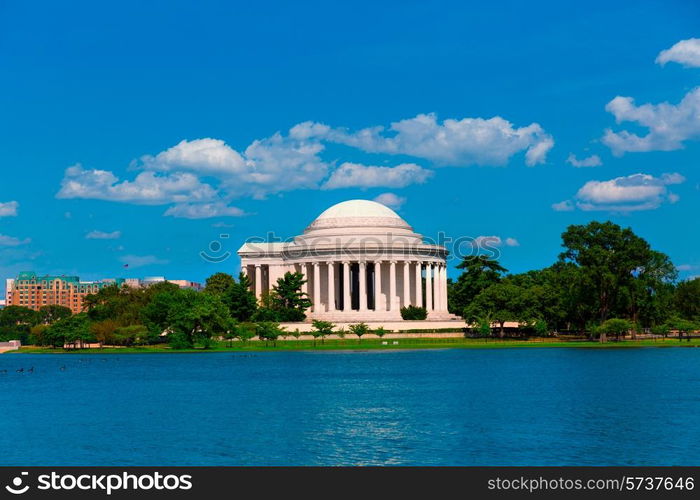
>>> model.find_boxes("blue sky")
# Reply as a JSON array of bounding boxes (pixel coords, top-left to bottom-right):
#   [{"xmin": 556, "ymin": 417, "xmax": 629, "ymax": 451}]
[{"xmin": 1, "ymin": 0, "xmax": 699, "ymax": 292}]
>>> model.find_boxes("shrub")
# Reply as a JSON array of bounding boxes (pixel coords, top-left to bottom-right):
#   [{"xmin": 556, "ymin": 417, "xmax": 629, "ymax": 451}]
[
  {"xmin": 373, "ymin": 326, "xmax": 388, "ymax": 338},
  {"xmin": 349, "ymin": 323, "xmax": 369, "ymax": 342},
  {"xmin": 256, "ymin": 322, "xmax": 284, "ymax": 346},
  {"xmin": 311, "ymin": 320, "xmax": 334, "ymax": 345},
  {"xmin": 251, "ymin": 307, "xmax": 280, "ymax": 322},
  {"xmin": 400, "ymin": 305, "xmax": 427, "ymax": 320}
]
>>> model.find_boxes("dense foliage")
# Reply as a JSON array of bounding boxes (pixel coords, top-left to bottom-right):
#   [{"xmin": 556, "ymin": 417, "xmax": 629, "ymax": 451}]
[
  {"xmin": 400, "ymin": 305, "xmax": 427, "ymax": 320},
  {"xmin": 449, "ymin": 221, "xmax": 699, "ymax": 338}
]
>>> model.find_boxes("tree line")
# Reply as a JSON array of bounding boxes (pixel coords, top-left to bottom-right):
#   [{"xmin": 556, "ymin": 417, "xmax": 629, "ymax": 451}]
[
  {"xmin": 448, "ymin": 221, "xmax": 700, "ymax": 338},
  {"xmin": 0, "ymin": 220, "xmax": 698, "ymax": 348}
]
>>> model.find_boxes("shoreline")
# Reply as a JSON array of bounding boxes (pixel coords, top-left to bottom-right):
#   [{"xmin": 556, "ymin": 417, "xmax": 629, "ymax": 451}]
[{"xmin": 6, "ymin": 337, "xmax": 700, "ymax": 354}]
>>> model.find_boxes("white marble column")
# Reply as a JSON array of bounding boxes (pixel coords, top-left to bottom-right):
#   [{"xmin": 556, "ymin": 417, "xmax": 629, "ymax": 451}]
[
  {"xmin": 388, "ymin": 261, "xmax": 396, "ymax": 311},
  {"xmin": 425, "ymin": 262, "xmax": 433, "ymax": 312},
  {"xmin": 437, "ymin": 264, "xmax": 444, "ymax": 311},
  {"xmin": 342, "ymin": 261, "xmax": 351, "ymax": 311},
  {"xmin": 313, "ymin": 262, "xmax": 321, "ymax": 312},
  {"xmin": 326, "ymin": 261, "xmax": 335, "ymax": 311},
  {"xmin": 434, "ymin": 264, "xmax": 441, "ymax": 311},
  {"xmin": 402, "ymin": 261, "xmax": 410, "ymax": 308},
  {"xmin": 254, "ymin": 264, "xmax": 262, "ymax": 299},
  {"xmin": 374, "ymin": 261, "xmax": 383, "ymax": 311},
  {"xmin": 414, "ymin": 261, "xmax": 422, "ymax": 307},
  {"xmin": 300, "ymin": 263, "xmax": 308, "ymax": 296},
  {"xmin": 240, "ymin": 265, "xmax": 248, "ymax": 278},
  {"xmin": 441, "ymin": 264, "xmax": 449, "ymax": 311},
  {"xmin": 358, "ymin": 261, "xmax": 367, "ymax": 311}
]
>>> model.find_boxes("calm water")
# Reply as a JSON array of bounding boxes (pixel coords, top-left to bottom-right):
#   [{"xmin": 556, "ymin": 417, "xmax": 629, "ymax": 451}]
[{"xmin": 1, "ymin": 348, "xmax": 699, "ymax": 465}]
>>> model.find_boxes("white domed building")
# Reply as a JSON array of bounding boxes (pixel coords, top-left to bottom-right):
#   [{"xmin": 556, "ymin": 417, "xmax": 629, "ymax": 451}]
[{"xmin": 238, "ymin": 200, "xmax": 455, "ymax": 322}]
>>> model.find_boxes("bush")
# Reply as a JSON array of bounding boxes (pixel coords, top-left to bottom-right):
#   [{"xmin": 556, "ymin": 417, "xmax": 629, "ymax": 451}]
[
  {"xmin": 400, "ymin": 305, "xmax": 427, "ymax": 320},
  {"xmin": 277, "ymin": 308, "xmax": 306, "ymax": 322},
  {"xmin": 349, "ymin": 323, "xmax": 369, "ymax": 342},
  {"xmin": 251, "ymin": 307, "xmax": 281, "ymax": 322},
  {"xmin": 0, "ymin": 325, "xmax": 30, "ymax": 345},
  {"xmin": 311, "ymin": 320, "xmax": 334, "ymax": 344},
  {"xmin": 256, "ymin": 322, "xmax": 284, "ymax": 345},
  {"xmin": 373, "ymin": 326, "xmax": 388, "ymax": 338}
]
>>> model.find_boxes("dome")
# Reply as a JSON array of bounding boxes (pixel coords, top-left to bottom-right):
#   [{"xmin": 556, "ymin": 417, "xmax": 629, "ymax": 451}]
[
  {"xmin": 304, "ymin": 199, "xmax": 412, "ymax": 233},
  {"xmin": 316, "ymin": 199, "xmax": 402, "ymax": 221}
]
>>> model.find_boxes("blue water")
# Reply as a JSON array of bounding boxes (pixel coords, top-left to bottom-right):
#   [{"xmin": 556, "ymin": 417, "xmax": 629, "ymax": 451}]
[{"xmin": 1, "ymin": 348, "xmax": 699, "ymax": 465}]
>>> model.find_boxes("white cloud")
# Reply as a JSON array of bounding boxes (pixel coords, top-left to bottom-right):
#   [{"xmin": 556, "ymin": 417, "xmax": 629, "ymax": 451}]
[
  {"xmin": 0, "ymin": 201, "xmax": 18, "ymax": 217},
  {"xmin": 240, "ymin": 132, "xmax": 329, "ymax": 197},
  {"xmin": 373, "ymin": 192, "xmax": 406, "ymax": 209},
  {"xmin": 656, "ymin": 38, "xmax": 700, "ymax": 67},
  {"xmin": 140, "ymin": 138, "xmax": 246, "ymax": 175},
  {"xmin": 677, "ymin": 264, "xmax": 698, "ymax": 272},
  {"xmin": 118, "ymin": 254, "xmax": 168, "ymax": 268},
  {"xmin": 57, "ymin": 164, "xmax": 218, "ymax": 205},
  {"xmin": 0, "ymin": 234, "xmax": 30, "ymax": 246},
  {"xmin": 86, "ymin": 230, "xmax": 121, "ymax": 240},
  {"xmin": 164, "ymin": 202, "xmax": 246, "ymax": 219},
  {"xmin": 552, "ymin": 200, "xmax": 575, "ymax": 212},
  {"xmin": 566, "ymin": 153, "xmax": 602, "ymax": 167},
  {"xmin": 473, "ymin": 236, "xmax": 502, "ymax": 249},
  {"xmin": 472, "ymin": 235, "xmax": 519, "ymax": 249},
  {"xmin": 301, "ymin": 113, "xmax": 554, "ymax": 166},
  {"xmin": 322, "ymin": 162, "xmax": 432, "ymax": 189},
  {"xmin": 603, "ymin": 88, "xmax": 700, "ymax": 155},
  {"xmin": 57, "ymin": 112, "xmax": 554, "ymax": 217},
  {"xmin": 570, "ymin": 172, "xmax": 685, "ymax": 211}
]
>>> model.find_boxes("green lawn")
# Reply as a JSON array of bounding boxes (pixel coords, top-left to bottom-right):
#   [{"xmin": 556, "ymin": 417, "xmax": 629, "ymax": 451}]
[{"xmin": 10, "ymin": 336, "xmax": 700, "ymax": 354}]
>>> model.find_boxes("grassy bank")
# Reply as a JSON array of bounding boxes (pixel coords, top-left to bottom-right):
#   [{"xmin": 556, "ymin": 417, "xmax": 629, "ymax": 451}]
[{"xmin": 9, "ymin": 336, "xmax": 700, "ymax": 354}]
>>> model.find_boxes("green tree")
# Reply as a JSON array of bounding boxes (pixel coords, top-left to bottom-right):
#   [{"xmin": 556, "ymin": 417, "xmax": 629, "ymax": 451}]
[
  {"xmin": 619, "ymin": 250, "xmax": 677, "ymax": 333},
  {"xmin": 256, "ymin": 322, "xmax": 284, "ymax": 346},
  {"xmin": 166, "ymin": 290, "xmax": 233, "ymax": 349},
  {"xmin": 559, "ymin": 221, "xmax": 654, "ymax": 323},
  {"xmin": 666, "ymin": 317, "xmax": 698, "ymax": 342},
  {"xmin": 464, "ymin": 283, "xmax": 526, "ymax": 337},
  {"xmin": 311, "ymin": 319, "xmax": 334, "ymax": 345},
  {"xmin": 449, "ymin": 256, "xmax": 508, "ymax": 315},
  {"xmin": 114, "ymin": 325, "xmax": 152, "ymax": 346},
  {"xmin": 227, "ymin": 273, "xmax": 258, "ymax": 321},
  {"xmin": 204, "ymin": 272, "xmax": 235, "ymax": 296},
  {"xmin": 349, "ymin": 323, "xmax": 369, "ymax": 343},
  {"xmin": 596, "ymin": 318, "xmax": 633, "ymax": 343},
  {"xmin": 46, "ymin": 313, "xmax": 93, "ymax": 349},
  {"xmin": 38, "ymin": 305, "xmax": 72, "ymax": 324},
  {"xmin": 140, "ymin": 284, "xmax": 184, "ymax": 337},
  {"xmin": 0, "ymin": 306, "xmax": 40, "ymax": 344},
  {"xmin": 29, "ymin": 324, "xmax": 49, "ymax": 346},
  {"xmin": 235, "ymin": 322, "xmax": 257, "ymax": 343},
  {"xmin": 271, "ymin": 272, "xmax": 311, "ymax": 321},
  {"xmin": 0, "ymin": 305, "xmax": 40, "ymax": 327},
  {"xmin": 674, "ymin": 278, "xmax": 700, "ymax": 321},
  {"xmin": 90, "ymin": 319, "xmax": 119, "ymax": 345}
]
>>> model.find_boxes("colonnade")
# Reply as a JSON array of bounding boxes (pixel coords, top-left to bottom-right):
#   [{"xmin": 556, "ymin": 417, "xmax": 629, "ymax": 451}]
[{"xmin": 244, "ymin": 260, "xmax": 449, "ymax": 314}]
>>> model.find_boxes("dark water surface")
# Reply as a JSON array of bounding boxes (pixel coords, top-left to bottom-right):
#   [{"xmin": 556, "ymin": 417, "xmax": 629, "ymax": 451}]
[{"xmin": 1, "ymin": 348, "xmax": 698, "ymax": 465}]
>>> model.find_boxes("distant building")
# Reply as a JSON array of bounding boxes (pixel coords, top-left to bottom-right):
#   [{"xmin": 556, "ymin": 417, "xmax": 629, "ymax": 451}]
[
  {"xmin": 5, "ymin": 272, "xmax": 202, "ymax": 313},
  {"xmin": 6, "ymin": 272, "xmax": 124, "ymax": 314},
  {"xmin": 167, "ymin": 280, "xmax": 203, "ymax": 291}
]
